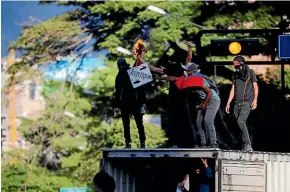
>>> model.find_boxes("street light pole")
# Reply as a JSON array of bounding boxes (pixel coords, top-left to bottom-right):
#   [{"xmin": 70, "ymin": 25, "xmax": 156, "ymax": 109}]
[
  {"xmin": 147, "ymin": 5, "xmax": 207, "ymax": 29},
  {"xmin": 116, "ymin": 46, "xmax": 133, "ymax": 55}
]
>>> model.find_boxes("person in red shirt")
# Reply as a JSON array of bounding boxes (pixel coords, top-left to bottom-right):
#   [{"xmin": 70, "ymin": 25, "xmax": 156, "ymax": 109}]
[{"xmin": 158, "ymin": 42, "xmax": 201, "ymax": 148}]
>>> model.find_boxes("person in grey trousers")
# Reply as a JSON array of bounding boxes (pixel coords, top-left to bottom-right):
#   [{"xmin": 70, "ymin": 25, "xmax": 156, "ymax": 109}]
[
  {"xmin": 186, "ymin": 65, "xmax": 220, "ymax": 149},
  {"xmin": 226, "ymin": 55, "xmax": 259, "ymax": 152},
  {"xmin": 195, "ymin": 88, "xmax": 220, "ymax": 148},
  {"xmin": 174, "ymin": 61, "xmax": 220, "ymax": 148}
]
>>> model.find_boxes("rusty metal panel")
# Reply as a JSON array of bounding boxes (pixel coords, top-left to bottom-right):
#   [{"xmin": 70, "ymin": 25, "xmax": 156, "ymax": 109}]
[
  {"xmin": 103, "ymin": 160, "xmax": 136, "ymax": 192},
  {"xmin": 220, "ymin": 160, "xmax": 265, "ymax": 192}
]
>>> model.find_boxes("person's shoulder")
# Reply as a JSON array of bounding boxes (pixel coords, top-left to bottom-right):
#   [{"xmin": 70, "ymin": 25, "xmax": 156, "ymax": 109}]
[{"xmin": 249, "ymin": 68, "xmax": 256, "ymax": 74}]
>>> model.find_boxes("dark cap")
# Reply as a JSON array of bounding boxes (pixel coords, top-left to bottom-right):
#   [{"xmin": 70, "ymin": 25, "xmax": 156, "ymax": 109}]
[
  {"xmin": 233, "ymin": 55, "xmax": 245, "ymax": 64},
  {"xmin": 117, "ymin": 58, "xmax": 127, "ymax": 67},
  {"xmin": 181, "ymin": 62, "xmax": 199, "ymax": 71}
]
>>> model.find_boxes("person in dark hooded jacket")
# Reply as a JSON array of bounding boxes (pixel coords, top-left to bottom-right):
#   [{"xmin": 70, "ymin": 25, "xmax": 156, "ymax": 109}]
[
  {"xmin": 113, "ymin": 58, "xmax": 146, "ymax": 148},
  {"xmin": 225, "ymin": 55, "xmax": 259, "ymax": 152},
  {"xmin": 190, "ymin": 158, "xmax": 213, "ymax": 192}
]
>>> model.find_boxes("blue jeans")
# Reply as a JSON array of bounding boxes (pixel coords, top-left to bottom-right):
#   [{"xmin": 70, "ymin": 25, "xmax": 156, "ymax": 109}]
[{"xmin": 196, "ymin": 99, "xmax": 220, "ymax": 145}]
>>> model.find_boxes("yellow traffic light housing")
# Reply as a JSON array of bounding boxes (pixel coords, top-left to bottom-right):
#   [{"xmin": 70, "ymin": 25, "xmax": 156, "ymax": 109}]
[
  {"xmin": 210, "ymin": 39, "xmax": 261, "ymax": 56},
  {"xmin": 229, "ymin": 42, "xmax": 242, "ymax": 54}
]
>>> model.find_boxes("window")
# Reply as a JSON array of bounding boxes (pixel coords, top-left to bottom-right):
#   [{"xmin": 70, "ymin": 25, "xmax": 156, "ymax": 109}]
[
  {"xmin": 1, "ymin": 129, "xmax": 7, "ymax": 138},
  {"xmin": 29, "ymin": 81, "xmax": 36, "ymax": 99},
  {"xmin": 1, "ymin": 117, "xmax": 6, "ymax": 126}
]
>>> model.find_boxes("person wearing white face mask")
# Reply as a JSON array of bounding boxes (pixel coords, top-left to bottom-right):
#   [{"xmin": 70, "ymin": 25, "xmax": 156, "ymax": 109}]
[{"xmin": 225, "ymin": 55, "xmax": 259, "ymax": 152}]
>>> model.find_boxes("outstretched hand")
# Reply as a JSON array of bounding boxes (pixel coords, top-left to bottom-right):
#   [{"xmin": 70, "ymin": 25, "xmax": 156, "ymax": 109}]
[
  {"xmin": 187, "ymin": 41, "xmax": 193, "ymax": 48},
  {"xmin": 148, "ymin": 64, "xmax": 164, "ymax": 74},
  {"xmin": 201, "ymin": 158, "xmax": 208, "ymax": 167},
  {"xmin": 154, "ymin": 68, "xmax": 164, "ymax": 75}
]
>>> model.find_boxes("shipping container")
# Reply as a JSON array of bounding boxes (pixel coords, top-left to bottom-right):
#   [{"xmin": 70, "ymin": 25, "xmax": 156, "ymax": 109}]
[{"xmin": 101, "ymin": 148, "xmax": 290, "ymax": 192}]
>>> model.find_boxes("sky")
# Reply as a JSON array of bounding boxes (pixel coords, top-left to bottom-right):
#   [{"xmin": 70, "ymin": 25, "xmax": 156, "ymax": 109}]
[
  {"xmin": 44, "ymin": 57, "xmax": 105, "ymax": 82},
  {"xmin": 1, "ymin": 1, "xmax": 106, "ymax": 80},
  {"xmin": 1, "ymin": 1, "xmax": 74, "ymax": 57}
]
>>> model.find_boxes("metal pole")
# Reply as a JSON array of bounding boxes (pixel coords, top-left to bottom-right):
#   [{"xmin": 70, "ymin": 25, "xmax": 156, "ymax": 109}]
[
  {"xmin": 281, "ymin": 63, "xmax": 285, "ymax": 95},
  {"xmin": 214, "ymin": 65, "xmax": 217, "ymax": 81},
  {"xmin": 7, "ymin": 49, "xmax": 17, "ymax": 148}
]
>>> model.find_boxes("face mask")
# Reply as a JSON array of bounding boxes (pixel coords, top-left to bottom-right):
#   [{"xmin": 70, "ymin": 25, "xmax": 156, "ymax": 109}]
[
  {"xmin": 118, "ymin": 64, "xmax": 129, "ymax": 70},
  {"xmin": 235, "ymin": 65, "xmax": 241, "ymax": 69}
]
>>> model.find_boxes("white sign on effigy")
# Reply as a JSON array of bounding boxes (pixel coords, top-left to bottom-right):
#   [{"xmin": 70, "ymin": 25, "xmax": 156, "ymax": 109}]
[{"xmin": 127, "ymin": 63, "xmax": 153, "ymax": 88}]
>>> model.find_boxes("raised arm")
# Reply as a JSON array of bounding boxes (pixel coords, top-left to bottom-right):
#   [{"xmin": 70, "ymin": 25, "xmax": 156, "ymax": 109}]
[
  {"xmin": 201, "ymin": 158, "xmax": 213, "ymax": 179},
  {"xmin": 185, "ymin": 41, "xmax": 193, "ymax": 64}
]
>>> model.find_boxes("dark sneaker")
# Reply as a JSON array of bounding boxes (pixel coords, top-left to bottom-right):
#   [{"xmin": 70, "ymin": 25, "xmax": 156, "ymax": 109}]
[
  {"xmin": 140, "ymin": 142, "xmax": 145, "ymax": 148},
  {"xmin": 171, "ymin": 145, "xmax": 178, "ymax": 148},
  {"xmin": 200, "ymin": 144, "xmax": 207, "ymax": 148},
  {"xmin": 193, "ymin": 145, "xmax": 199, "ymax": 148},
  {"xmin": 209, "ymin": 144, "xmax": 219, "ymax": 149},
  {"xmin": 124, "ymin": 143, "xmax": 131, "ymax": 149},
  {"xmin": 243, "ymin": 144, "xmax": 253, "ymax": 152}
]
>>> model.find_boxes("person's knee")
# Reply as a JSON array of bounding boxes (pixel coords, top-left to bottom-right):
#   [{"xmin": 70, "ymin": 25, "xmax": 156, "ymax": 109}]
[
  {"xmin": 196, "ymin": 121, "xmax": 203, "ymax": 129},
  {"xmin": 204, "ymin": 118, "xmax": 214, "ymax": 126},
  {"xmin": 237, "ymin": 118, "xmax": 246, "ymax": 127},
  {"xmin": 134, "ymin": 116, "xmax": 144, "ymax": 126}
]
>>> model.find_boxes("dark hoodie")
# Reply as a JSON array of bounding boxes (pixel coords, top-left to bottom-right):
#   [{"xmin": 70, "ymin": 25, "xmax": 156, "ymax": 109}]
[
  {"xmin": 190, "ymin": 167, "xmax": 213, "ymax": 192},
  {"xmin": 113, "ymin": 63, "xmax": 146, "ymax": 108}
]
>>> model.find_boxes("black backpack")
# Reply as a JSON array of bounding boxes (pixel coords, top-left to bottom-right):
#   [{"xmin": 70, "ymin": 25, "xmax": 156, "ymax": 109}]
[{"xmin": 202, "ymin": 75, "xmax": 220, "ymax": 95}]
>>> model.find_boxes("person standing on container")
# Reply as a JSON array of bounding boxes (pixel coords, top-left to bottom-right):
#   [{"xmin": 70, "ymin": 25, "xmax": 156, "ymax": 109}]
[
  {"xmin": 113, "ymin": 58, "xmax": 146, "ymax": 148},
  {"xmin": 159, "ymin": 57, "xmax": 220, "ymax": 148},
  {"xmin": 225, "ymin": 55, "xmax": 259, "ymax": 152},
  {"xmin": 159, "ymin": 41, "xmax": 199, "ymax": 148}
]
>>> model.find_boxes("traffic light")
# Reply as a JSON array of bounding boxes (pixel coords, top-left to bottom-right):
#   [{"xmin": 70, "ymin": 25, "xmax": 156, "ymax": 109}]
[{"xmin": 210, "ymin": 39, "xmax": 262, "ymax": 56}]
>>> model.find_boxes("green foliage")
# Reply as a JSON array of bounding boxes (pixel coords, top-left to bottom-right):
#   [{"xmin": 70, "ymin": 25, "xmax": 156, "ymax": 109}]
[
  {"xmin": 10, "ymin": 12, "xmax": 82, "ymax": 56},
  {"xmin": 285, "ymin": 69, "xmax": 290, "ymax": 89},
  {"xmin": 264, "ymin": 66, "xmax": 290, "ymax": 89},
  {"xmin": 204, "ymin": 4, "xmax": 279, "ymax": 29},
  {"xmin": 64, "ymin": 119, "xmax": 167, "ymax": 182},
  {"xmin": 3, "ymin": 78, "xmax": 167, "ymax": 190},
  {"xmin": 5, "ymin": 1, "xmax": 290, "ymax": 191},
  {"xmin": 1, "ymin": 149, "xmax": 83, "ymax": 192},
  {"xmin": 104, "ymin": 119, "xmax": 167, "ymax": 149}
]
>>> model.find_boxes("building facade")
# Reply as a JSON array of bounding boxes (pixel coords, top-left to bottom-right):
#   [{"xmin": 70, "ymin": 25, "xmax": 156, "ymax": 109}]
[{"xmin": 1, "ymin": 58, "xmax": 45, "ymax": 151}]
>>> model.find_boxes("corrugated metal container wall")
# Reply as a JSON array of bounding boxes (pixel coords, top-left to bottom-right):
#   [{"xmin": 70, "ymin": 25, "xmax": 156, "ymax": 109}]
[
  {"xmin": 102, "ymin": 149, "xmax": 290, "ymax": 192},
  {"xmin": 220, "ymin": 151, "xmax": 290, "ymax": 192},
  {"xmin": 104, "ymin": 160, "xmax": 135, "ymax": 192}
]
